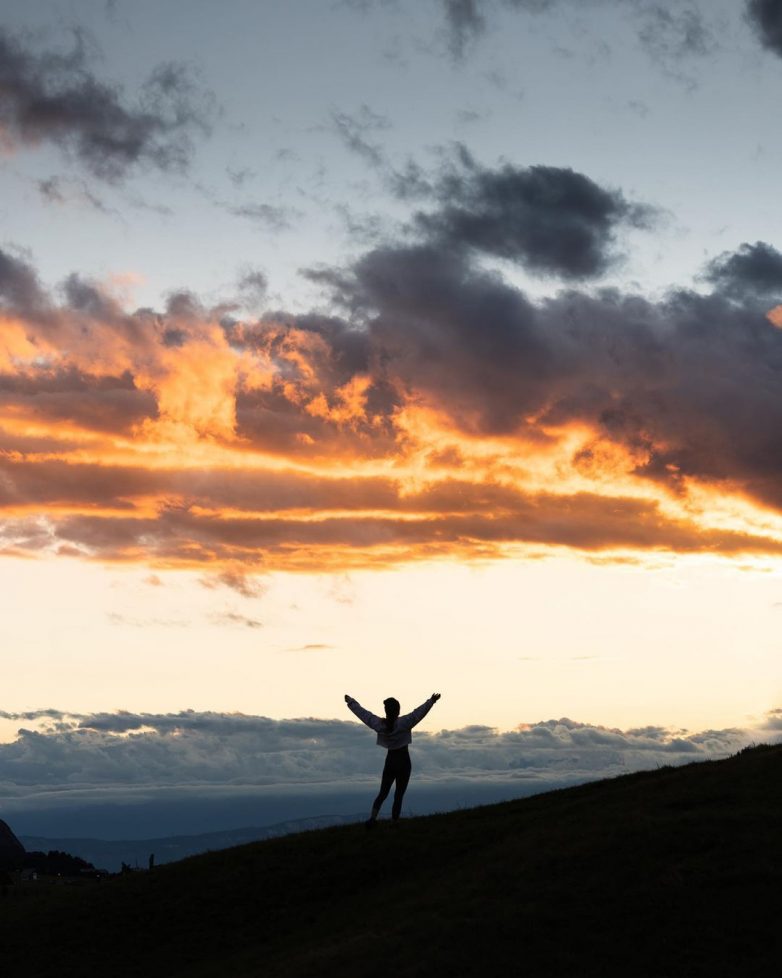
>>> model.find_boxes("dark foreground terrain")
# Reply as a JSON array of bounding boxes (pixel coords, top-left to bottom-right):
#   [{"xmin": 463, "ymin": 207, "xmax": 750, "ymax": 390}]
[{"xmin": 2, "ymin": 744, "xmax": 781, "ymax": 977}]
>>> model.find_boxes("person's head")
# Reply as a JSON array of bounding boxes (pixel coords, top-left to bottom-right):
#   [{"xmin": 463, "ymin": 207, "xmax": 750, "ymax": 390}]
[{"xmin": 383, "ymin": 697, "xmax": 400, "ymax": 730}]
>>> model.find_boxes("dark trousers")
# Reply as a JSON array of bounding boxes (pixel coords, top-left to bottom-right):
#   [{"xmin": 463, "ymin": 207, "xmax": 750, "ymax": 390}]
[{"xmin": 372, "ymin": 746, "xmax": 412, "ymax": 819}]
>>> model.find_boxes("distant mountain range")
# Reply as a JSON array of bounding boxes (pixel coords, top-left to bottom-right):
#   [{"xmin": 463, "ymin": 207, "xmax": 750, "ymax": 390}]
[{"xmin": 20, "ymin": 812, "xmax": 364, "ymax": 871}]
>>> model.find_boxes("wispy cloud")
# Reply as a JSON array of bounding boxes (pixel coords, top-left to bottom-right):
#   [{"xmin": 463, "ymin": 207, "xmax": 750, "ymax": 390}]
[
  {"xmin": 0, "ymin": 28, "xmax": 213, "ymax": 182},
  {"xmin": 37, "ymin": 175, "xmax": 113, "ymax": 215},
  {"xmin": 331, "ymin": 104, "xmax": 391, "ymax": 168},
  {"xmin": 223, "ymin": 201, "xmax": 298, "ymax": 231},
  {"xmin": 107, "ymin": 612, "xmax": 190, "ymax": 628},
  {"xmin": 200, "ymin": 569, "xmax": 267, "ymax": 599},
  {"xmin": 432, "ymin": 0, "xmax": 718, "ymax": 70},
  {"xmin": 208, "ymin": 611, "xmax": 263, "ymax": 628},
  {"xmin": 285, "ymin": 643, "xmax": 337, "ymax": 651}
]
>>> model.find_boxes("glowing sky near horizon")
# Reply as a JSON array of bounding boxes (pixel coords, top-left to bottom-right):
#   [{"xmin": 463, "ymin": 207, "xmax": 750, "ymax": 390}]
[{"xmin": 2, "ymin": 0, "xmax": 782, "ymax": 738}]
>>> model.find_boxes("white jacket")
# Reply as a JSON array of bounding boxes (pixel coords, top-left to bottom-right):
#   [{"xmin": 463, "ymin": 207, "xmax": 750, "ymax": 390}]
[{"xmin": 346, "ymin": 696, "xmax": 437, "ymax": 750}]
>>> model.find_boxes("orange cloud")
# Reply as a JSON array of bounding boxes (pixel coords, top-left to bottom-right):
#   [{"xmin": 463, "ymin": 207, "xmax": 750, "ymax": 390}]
[
  {"xmin": 135, "ymin": 324, "xmax": 238, "ymax": 442},
  {"xmin": 767, "ymin": 305, "xmax": 782, "ymax": 329},
  {"xmin": 3, "ymin": 255, "xmax": 782, "ymax": 573}
]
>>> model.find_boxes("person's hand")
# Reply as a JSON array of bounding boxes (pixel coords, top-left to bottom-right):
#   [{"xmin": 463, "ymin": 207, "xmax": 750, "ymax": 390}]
[
  {"xmin": 431, "ymin": 693, "xmax": 441, "ymax": 702},
  {"xmin": 344, "ymin": 694, "xmax": 352, "ymax": 703}
]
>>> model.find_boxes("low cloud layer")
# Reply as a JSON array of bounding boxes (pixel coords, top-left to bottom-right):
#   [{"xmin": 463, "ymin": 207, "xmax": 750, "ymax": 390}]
[
  {"xmin": 0, "ymin": 707, "xmax": 771, "ymax": 814},
  {"xmin": 0, "ymin": 28, "xmax": 211, "ymax": 181}
]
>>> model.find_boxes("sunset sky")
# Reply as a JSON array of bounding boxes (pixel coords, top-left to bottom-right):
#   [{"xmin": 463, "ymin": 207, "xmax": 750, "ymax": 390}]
[{"xmin": 2, "ymin": 0, "xmax": 782, "ymax": 835}]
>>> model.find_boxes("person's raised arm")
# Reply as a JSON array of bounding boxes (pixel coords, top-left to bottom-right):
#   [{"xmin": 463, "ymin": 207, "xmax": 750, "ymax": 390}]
[
  {"xmin": 401, "ymin": 692, "xmax": 441, "ymax": 730},
  {"xmin": 344, "ymin": 694, "xmax": 383, "ymax": 731}
]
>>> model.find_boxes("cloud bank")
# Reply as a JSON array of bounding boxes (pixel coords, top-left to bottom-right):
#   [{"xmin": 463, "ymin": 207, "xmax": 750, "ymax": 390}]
[
  {"xmin": 3, "ymin": 189, "xmax": 782, "ymax": 573},
  {"xmin": 0, "ymin": 707, "xmax": 771, "ymax": 818},
  {"xmin": 0, "ymin": 64, "xmax": 781, "ymax": 577}
]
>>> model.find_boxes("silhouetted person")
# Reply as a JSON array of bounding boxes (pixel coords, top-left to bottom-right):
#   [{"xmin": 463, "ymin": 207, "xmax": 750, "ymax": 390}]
[{"xmin": 345, "ymin": 692, "xmax": 441, "ymax": 827}]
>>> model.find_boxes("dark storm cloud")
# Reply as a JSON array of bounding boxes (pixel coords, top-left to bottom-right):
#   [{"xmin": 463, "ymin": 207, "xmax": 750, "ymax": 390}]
[
  {"xmin": 0, "ymin": 247, "xmax": 48, "ymax": 312},
  {"xmin": 410, "ymin": 155, "xmax": 657, "ymax": 279},
  {"xmin": 312, "ymin": 237, "xmax": 782, "ymax": 513},
  {"xmin": 0, "ymin": 28, "xmax": 212, "ymax": 181},
  {"xmin": 228, "ymin": 309, "xmax": 377, "ymax": 397},
  {"xmin": 321, "ymin": 242, "xmax": 540, "ymax": 424},
  {"xmin": 746, "ymin": 0, "xmax": 782, "ymax": 57},
  {"xmin": 705, "ymin": 241, "xmax": 782, "ymax": 298}
]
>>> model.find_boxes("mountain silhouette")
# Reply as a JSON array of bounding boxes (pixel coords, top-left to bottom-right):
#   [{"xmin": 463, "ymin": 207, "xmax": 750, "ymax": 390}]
[
  {"xmin": 20, "ymin": 813, "xmax": 364, "ymax": 871},
  {"xmin": 0, "ymin": 818, "xmax": 24, "ymax": 871}
]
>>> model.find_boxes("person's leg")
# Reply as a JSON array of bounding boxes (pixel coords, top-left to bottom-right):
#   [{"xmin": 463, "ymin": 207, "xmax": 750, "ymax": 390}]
[
  {"xmin": 391, "ymin": 750, "xmax": 412, "ymax": 820},
  {"xmin": 369, "ymin": 753, "xmax": 394, "ymax": 821}
]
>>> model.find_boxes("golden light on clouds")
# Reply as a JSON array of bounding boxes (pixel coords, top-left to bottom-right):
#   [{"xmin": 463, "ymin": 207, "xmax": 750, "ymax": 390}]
[
  {"xmin": 4, "ymin": 3, "xmax": 782, "ymax": 741},
  {"xmin": 3, "ymin": 265, "xmax": 782, "ymax": 577},
  {"xmin": 767, "ymin": 305, "xmax": 782, "ymax": 329}
]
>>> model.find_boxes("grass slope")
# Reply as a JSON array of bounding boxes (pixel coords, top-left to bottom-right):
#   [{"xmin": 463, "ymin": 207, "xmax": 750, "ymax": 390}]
[{"xmin": 2, "ymin": 745, "xmax": 781, "ymax": 977}]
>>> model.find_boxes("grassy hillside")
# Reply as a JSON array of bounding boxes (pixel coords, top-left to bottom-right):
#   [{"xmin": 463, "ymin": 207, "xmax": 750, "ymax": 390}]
[{"xmin": 2, "ymin": 744, "xmax": 781, "ymax": 977}]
